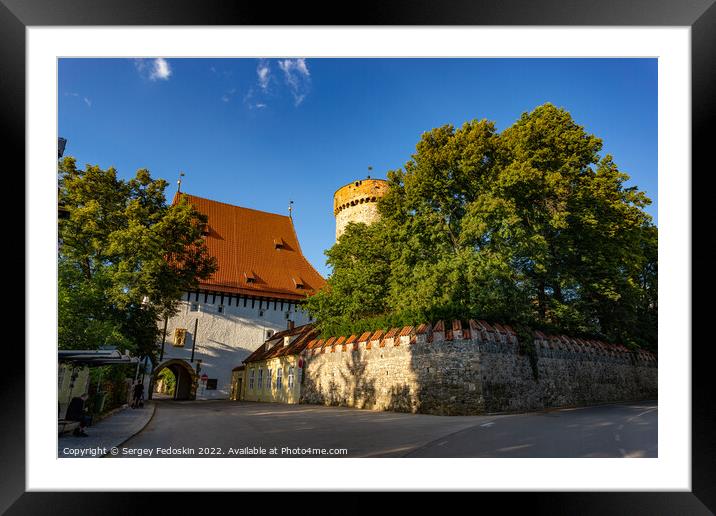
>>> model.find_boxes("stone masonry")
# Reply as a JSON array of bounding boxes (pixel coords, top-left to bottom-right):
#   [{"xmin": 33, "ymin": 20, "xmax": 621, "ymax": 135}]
[
  {"xmin": 334, "ymin": 178, "xmax": 389, "ymax": 240},
  {"xmin": 299, "ymin": 320, "xmax": 657, "ymax": 415}
]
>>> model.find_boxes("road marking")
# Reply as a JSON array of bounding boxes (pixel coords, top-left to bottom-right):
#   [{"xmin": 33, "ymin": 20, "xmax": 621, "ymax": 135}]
[
  {"xmin": 480, "ymin": 422, "xmax": 495, "ymax": 428},
  {"xmin": 615, "ymin": 434, "xmax": 621, "ymax": 442},
  {"xmin": 437, "ymin": 441, "xmax": 449, "ymax": 447},
  {"xmin": 497, "ymin": 443, "xmax": 534, "ymax": 453},
  {"xmin": 626, "ymin": 407, "xmax": 657, "ymax": 423}
]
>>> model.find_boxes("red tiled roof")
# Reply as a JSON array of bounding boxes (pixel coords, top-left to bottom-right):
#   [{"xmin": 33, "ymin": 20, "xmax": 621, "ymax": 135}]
[
  {"xmin": 478, "ymin": 320, "xmax": 495, "ymax": 332},
  {"xmin": 174, "ymin": 193, "xmax": 325, "ymax": 300},
  {"xmin": 415, "ymin": 323, "xmax": 431, "ymax": 335},
  {"xmin": 243, "ymin": 324, "xmax": 318, "ymax": 363},
  {"xmin": 399, "ymin": 326, "xmax": 414, "ymax": 337},
  {"xmin": 384, "ymin": 328, "xmax": 399, "ymax": 339}
]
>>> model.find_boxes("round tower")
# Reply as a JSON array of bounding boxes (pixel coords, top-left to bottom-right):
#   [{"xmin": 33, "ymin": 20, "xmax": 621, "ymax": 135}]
[{"xmin": 333, "ymin": 178, "xmax": 389, "ymax": 240}]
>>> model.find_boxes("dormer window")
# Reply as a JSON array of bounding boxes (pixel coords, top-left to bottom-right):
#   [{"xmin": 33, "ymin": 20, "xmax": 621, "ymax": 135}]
[
  {"xmin": 274, "ymin": 238, "xmax": 285, "ymax": 250},
  {"xmin": 292, "ymin": 276, "xmax": 304, "ymax": 289},
  {"xmin": 244, "ymin": 271, "xmax": 256, "ymax": 284},
  {"xmin": 201, "ymin": 223, "xmax": 210, "ymax": 236}
]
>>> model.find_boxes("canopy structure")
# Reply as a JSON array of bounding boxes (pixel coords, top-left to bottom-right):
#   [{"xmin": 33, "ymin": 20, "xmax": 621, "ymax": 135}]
[{"xmin": 58, "ymin": 349, "xmax": 139, "ymax": 367}]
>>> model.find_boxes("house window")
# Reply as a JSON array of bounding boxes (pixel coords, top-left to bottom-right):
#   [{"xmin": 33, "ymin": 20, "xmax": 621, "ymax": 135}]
[
  {"xmin": 249, "ymin": 369, "xmax": 255, "ymax": 390},
  {"xmin": 173, "ymin": 328, "xmax": 187, "ymax": 347},
  {"xmin": 265, "ymin": 329, "xmax": 274, "ymax": 340},
  {"xmin": 258, "ymin": 368, "xmax": 263, "ymax": 390},
  {"xmin": 276, "ymin": 368, "xmax": 283, "ymax": 389},
  {"xmin": 267, "ymin": 369, "xmax": 272, "ymax": 390},
  {"xmin": 190, "ymin": 303, "xmax": 199, "ymax": 312},
  {"xmin": 206, "ymin": 379, "xmax": 218, "ymax": 390},
  {"xmin": 259, "ymin": 310, "xmax": 264, "ymax": 317},
  {"xmin": 285, "ymin": 312, "xmax": 291, "ymax": 319},
  {"xmin": 288, "ymin": 366, "xmax": 294, "ymax": 389},
  {"xmin": 217, "ymin": 305, "xmax": 224, "ymax": 314}
]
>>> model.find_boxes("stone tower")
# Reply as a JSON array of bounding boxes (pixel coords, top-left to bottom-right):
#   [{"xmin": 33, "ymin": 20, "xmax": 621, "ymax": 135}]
[{"xmin": 333, "ymin": 178, "xmax": 389, "ymax": 240}]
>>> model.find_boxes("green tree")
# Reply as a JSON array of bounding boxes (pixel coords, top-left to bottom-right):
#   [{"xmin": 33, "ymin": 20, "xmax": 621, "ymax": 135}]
[
  {"xmin": 58, "ymin": 157, "xmax": 217, "ymax": 362},
  {"xmin": 306, "ymin": 104, "xmax": 657, "ymax": 350}
]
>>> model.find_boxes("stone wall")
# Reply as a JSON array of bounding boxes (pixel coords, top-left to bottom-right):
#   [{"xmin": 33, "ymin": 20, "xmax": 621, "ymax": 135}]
[{"xmin": 298, "ymin": 321, "xmax": 657, "ymax": 415}]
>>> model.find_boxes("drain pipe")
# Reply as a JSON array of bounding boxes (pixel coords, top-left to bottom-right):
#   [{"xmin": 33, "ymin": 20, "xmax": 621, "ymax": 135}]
[{"xmin": 190, "ymin": 318, "xmax": 198, "ymax": 363}]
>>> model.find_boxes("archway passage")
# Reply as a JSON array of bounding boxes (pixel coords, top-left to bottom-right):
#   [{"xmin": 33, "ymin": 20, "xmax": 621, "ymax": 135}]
[{"xmin": 152, "ymin": 359, "xmax": 198, "ymax": 400}]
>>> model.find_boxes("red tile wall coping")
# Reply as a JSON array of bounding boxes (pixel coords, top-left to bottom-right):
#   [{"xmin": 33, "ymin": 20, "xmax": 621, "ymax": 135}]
[
  {"xmin": 303, "ymin": 319, "xmax": 656, "ymax": 361},
  {"xmin": 357, "ymin": 331, "xmax": 372, "ymax": 343}
]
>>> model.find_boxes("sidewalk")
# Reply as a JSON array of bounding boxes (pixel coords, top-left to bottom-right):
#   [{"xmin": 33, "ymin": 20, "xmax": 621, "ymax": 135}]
[{"xmin": 58, "ymin": 401, "xmax": 156, "ymax": 458}]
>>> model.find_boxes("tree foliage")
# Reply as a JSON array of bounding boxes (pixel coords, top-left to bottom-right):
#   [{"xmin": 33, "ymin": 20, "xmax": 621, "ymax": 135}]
[
  {"xmin": 305, "ymin": 104, "xmax": 657, "ymax": 350},
  {"xmin": 58, "ymin": 157, "xmax": 217, "ymax": 362}
]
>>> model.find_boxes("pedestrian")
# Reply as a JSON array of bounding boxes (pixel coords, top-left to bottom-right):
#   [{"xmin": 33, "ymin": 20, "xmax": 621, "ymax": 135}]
[
  {"xmin": 132, "ymin": 380, "xmax": 144, "ymax": 408},
  {"xmin": 65, "ymin": 393, "xmax": 91, "ymax": 437}
]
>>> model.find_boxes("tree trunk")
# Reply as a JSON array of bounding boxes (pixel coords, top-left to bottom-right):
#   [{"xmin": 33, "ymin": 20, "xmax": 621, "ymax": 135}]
[{"xmin": 537, "ymin": 279, "xmax": 547, "ymax": 321}]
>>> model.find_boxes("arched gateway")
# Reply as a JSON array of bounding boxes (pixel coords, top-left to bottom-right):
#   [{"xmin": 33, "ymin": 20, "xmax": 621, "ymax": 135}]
[{"xmin": 151, "ymin": 359, "xmax": 198, "ymax": 400}]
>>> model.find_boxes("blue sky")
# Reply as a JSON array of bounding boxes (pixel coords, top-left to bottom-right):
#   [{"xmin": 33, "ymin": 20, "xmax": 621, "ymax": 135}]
[{"xmin": 58, "ymin": 58, "xmax": 657, "ymax": 277}]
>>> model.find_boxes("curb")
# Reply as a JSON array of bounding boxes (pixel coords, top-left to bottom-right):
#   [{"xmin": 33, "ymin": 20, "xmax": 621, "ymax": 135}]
[
  {"xmin": 101, "ymin": 401, "xmax": 157, "ymax": 457},
  {"xmin": 94, "ymin": 403, "xmax": 128, "ymax": 424}
]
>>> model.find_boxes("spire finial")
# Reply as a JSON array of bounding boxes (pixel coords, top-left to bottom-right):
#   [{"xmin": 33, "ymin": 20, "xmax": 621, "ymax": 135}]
[
  {"xmin": 288, "ymin": 200, "xmax": 294, "ymax": 219},
  {"xmin": 367, "ymin": 165, "xmax": 373, "ymax": 179},
  {"xmin": 177, "ymin": 171, "xmax": 185, "ymax": 193}
]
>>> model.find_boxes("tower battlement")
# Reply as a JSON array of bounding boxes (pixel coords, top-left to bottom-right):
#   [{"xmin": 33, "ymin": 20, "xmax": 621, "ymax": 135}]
[{"xmin": 333, "ymin": 178, "xmax": 389, "ymax": 240}]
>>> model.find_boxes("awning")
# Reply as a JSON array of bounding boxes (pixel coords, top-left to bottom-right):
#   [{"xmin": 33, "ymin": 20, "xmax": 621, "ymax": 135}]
[{"xmin": 58, "ymin": 349, "xmax": 139, "ymax": 366}]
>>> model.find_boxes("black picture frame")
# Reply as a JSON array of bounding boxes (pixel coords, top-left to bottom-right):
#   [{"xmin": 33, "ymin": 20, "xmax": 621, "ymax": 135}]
[{"xmin": 5, "ymin": 0, "xmax": 713, "ymax": 513}]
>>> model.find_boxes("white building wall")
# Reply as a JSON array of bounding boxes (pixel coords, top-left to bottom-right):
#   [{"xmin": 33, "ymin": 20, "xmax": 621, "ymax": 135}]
[{"xmin": 158, "ymin": 292, "xmax": 312, "ymax": 400}]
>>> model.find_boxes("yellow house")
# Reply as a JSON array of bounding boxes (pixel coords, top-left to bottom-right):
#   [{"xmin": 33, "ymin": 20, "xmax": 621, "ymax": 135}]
[
  {"xmin": 238, "ymin": 323, "xmax": 317, "ymax": 404},
  {"xmin": 230, "ymin": 366, "xmax": 245, "ymax": 400}
]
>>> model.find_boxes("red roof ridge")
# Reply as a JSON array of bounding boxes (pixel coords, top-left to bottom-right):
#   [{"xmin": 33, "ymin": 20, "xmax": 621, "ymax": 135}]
[{"xmin": 175, "ymin": 192, "xmax": 293, "ymax": 220}]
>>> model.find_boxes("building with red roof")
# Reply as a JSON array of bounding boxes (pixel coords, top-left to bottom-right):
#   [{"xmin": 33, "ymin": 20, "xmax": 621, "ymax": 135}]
[{"xmin": 151, "ymin": 193, "xmax": 326, "ymax": 401}]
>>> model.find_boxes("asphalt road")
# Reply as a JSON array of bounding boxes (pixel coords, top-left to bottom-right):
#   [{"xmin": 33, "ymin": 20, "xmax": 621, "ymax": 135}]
[{"xmin": 117, "ymin": 400, "xmax": 657, "ymax": 458}]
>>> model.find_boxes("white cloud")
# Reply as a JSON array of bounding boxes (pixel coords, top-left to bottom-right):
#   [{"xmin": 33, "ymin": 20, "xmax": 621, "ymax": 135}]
[
  {"xmin": 149, "ymin": 58, "xmax": 172, "ymax": 81},
  {"xmin": 242, "ymin": 87, "xmax": 268, "ymax": 110},
  {"xmin": 221, "ymin": 88, "xmax": 237, "ymax": 103},
  {"xmin": 134, "ymin": 58, "xmax": 172, "ymax": 81},
  {"xmin": 277, "ymin": 58, "xmax": 311, "ymax": 106},
  {"xmin": 64, "ymin": 92, "xmax": 91, "ymax": 108},
  {"xmin": 257, "ymin": 61, "xmax": 271, "ymax": 91}
]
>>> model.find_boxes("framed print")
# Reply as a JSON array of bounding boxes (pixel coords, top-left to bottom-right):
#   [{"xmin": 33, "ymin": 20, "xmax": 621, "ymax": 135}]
[{"xmin": 5, "ymin": 0, "xmax": 714, "ymax": 513}]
